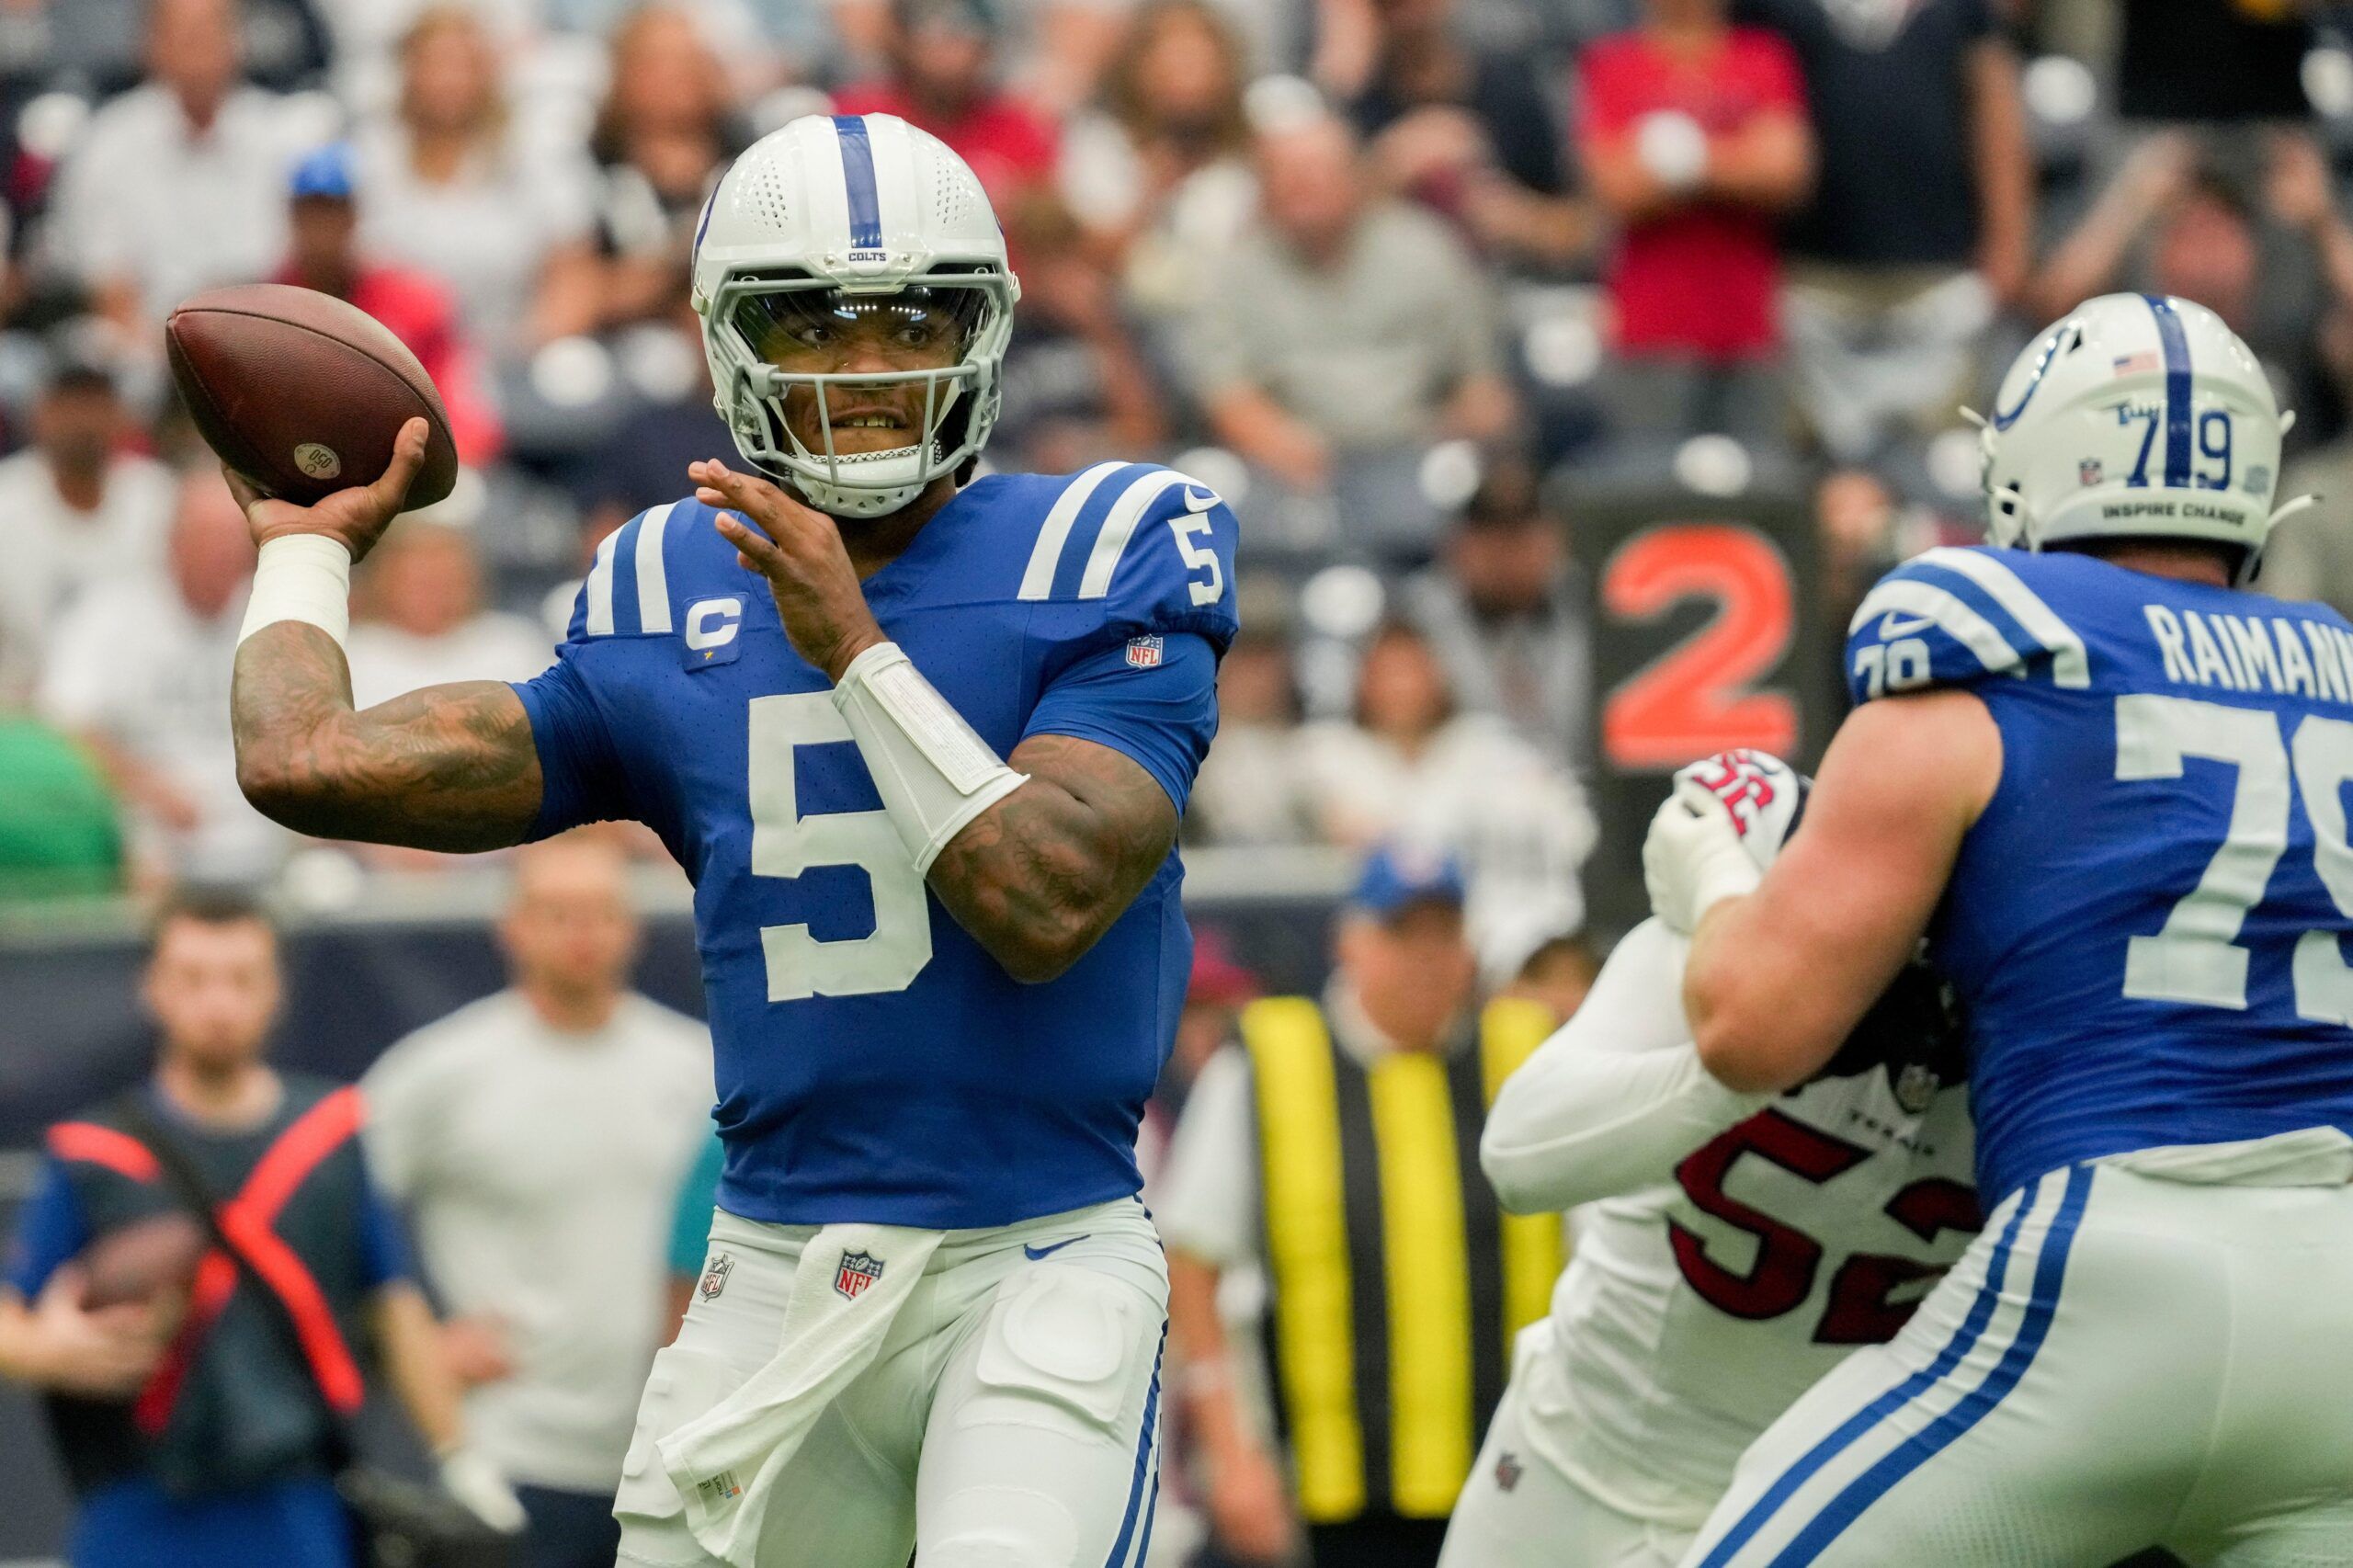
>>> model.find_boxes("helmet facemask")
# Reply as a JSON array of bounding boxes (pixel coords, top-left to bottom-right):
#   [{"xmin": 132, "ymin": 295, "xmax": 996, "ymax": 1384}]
[{"xmin": 702, "ymin": 268, "xmax": 1014, "ymax": 520}]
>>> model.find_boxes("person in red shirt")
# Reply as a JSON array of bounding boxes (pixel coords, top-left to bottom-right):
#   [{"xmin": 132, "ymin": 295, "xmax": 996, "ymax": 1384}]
[
  {"xmin": 831, "ymin": 0, "xmax": 1059, "ymax": 211},
  {"xmin": 272, "ymin": 143, "xmax": 504, "ymax": 466},
  {"xmin": 1575, "ymin": 0, "xmax": 1813, "ymax": 370}
]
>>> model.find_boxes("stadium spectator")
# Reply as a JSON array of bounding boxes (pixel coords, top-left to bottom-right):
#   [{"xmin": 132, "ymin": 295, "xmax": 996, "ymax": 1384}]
[
  {"xmin": 1059, "ymin": 0, "xmax": 1258, "ymax": 331},
  {"xmin": 835, "ymin": 0, "xmax": 1142, "ymax": 119},
  {"xmin": 37, "ymin": 470, "xmax": 275, "ymax": 886},
  {"xmin": 273, "ymin": 143, "xmax": 505, "ymax": 464},
  {"xmin": 0, "ymin": 711, "xmax": 125, "ymax": 901},
  {"xmin": 2268, "ymin": 295, "xmax": 2353, "ymax": 616},
  {"xmin": 1748, "ymin": 0, "xmax": 2032, "ymax": 461},
  {"xmin": 1186, "ymin": 108, "xmax": 1516, "ymax": 559},
  {"xmin": 1297, "ymin": 620, "xmax": 1595, "ymax": 974},
  {"xmin": 351, "ymin": 6, "xmax": 602, "ymax": 356},
  {"xmin": 993, "ymin": 193, "xmax": 1167, "ymax": 471},
  {"xmin": 1330, "ymin": 0, "xmax": 1586, "ymax": 269},
  {"xmin": 1157, "ymin": 846, "xmax": 1561, "ymax": 1568},
  {"xmin": 1186, "ymin": 625, "xmax": 1316, "ymax": 846},
  {"xmin": 0, "ymin": 359, "xmax": 175, "ymax": 699},
  {"xmin": 832, "ymin": 0, "xmax": 1062, "ymax": 210},
  {"xmin": 346, "ymin": 522, "xmax": 551, "ymax": 710},
  {"xmin": 0, "ymin": 890, "xmax": 517, "ymax": 1568},
  {"xmin": 584, "ymin": 5, "xmax": 747, "ymax": 335},
  {"xmin": 44, "ymin": 0, "xmax": 305, "ymax": 346},
  {"xmin": 2029, "ymin": 131, "xmax": 2353, "ymax": 438},
  {"xmin": 579, "ymin": 289, "xmax": 736, "ymax": 540},
  {"xmin": 1575, "ymin": 0, "xmax": 1812, "ymax": 437},
  {"xmin": 1396, "ymin": 455, "xmax": 1592, "ymax": 766},
  {"xmin": 363, "ymin": 836, "xmax": 711, "ymax": 1568}
]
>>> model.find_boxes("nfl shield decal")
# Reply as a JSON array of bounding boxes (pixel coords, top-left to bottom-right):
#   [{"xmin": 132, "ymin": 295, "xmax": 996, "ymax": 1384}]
[
  {"xmin": 1124, "ymin": 635, "xmax": 1164, "ymax": 670},
  {"xmin": 699, "ymin": 1251, "xmax": 735, "ymax": 1301},
  {"xmin": 835, "ymin": 1248, "xmax": 885, "ymax": 1300}
]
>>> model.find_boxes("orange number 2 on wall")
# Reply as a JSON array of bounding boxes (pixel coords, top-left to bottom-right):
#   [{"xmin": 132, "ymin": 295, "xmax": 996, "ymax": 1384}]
[{"xmin": 1601, "ymin": 523, "xmax": 1801, "ymax": 770}]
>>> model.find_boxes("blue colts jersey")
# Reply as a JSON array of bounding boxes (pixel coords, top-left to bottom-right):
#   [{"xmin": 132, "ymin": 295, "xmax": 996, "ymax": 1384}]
[
  {"xmin": 512, "ymin": 463, "xmax": 1239, "ymax": 1229},
  {"xmin": 1847, "ymin": 546, "xmax": 2353, "ymax": 1204}
]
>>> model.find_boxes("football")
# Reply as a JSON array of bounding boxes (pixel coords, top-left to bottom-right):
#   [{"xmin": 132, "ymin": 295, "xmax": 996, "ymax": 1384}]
[
  {"xmin": 78, "ymin": 1212, "xmax": 207, "ymax": 1311},
  {"xmin": 165, "ymin": 282, "xmax": 460, "ymax": 511}
]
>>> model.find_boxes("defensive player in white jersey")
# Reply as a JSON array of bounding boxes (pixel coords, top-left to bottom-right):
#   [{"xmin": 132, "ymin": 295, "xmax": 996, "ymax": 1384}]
[
  {"xmin": 1437, "ymin": 749, "xmax": 1977, "ymax": 1568},
  {"xmin": 226, "ymin": 115, "xmax": 1238, "ymax": 1566},
  {"xmin": 1647, "ymin": 294, "xmax": 2353, "ymax": 1565}
]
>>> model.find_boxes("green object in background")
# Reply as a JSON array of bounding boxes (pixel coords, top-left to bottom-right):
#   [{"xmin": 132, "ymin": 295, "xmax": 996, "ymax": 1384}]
[
  {"xmin": 0, "ymin": 714, "xmax": 123, "ymax": 900},
  {"xmin": 667, "ymin": 1130, "xmax": 727, "ymax": 1278}
]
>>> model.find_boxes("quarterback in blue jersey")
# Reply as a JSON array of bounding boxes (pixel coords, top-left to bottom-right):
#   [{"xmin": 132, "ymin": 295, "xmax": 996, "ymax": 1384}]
[
  {"xmin": 1644, "ymin": 294, "xmax": 2353, "ymax": 1566},
  {"xmin": 228, "ymin": 115, "xmax": 1233, "ymax": 1566}
]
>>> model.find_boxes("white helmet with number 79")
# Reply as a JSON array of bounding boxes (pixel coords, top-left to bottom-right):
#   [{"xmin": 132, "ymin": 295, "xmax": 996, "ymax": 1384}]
[
  {"xmin": 689, "ymin": 113, "xmax": 1019, "ymax": 518},
  {"xmin": 1975, "ymin": 292, "xmax": 2310, "ymax": 585}
]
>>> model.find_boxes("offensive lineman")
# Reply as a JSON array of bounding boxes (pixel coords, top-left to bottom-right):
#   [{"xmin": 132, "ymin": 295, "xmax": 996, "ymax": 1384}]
[
  {"xmin": 1438, "ymin": 749, "xmax": 1977, "ymax": 1568},
  {"xmin": 1646, "ymin": 294, "xmax": 2353, "ymax": 1564},
  {"xmin": 227, "ymin": 115, "xmax": 1237, "ymax": 1566}
]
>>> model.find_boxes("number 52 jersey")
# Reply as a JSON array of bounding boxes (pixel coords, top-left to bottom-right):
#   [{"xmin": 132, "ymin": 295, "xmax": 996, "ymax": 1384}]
[
  {"xmin": 510, "ymin": 463, "xmax": 1239, "ymax": 1231},
  {"xmin": 1847, "ymin": 545, "xmax": 2353, "ymax": 1208}
]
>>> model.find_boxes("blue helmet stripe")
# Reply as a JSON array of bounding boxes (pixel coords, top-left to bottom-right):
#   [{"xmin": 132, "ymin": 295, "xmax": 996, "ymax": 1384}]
[
  {"xmin": 2143, "ymin": 293, "xmax": 2194, "ymax": 488},
  {"xmin": 832, "ymin": 115, "xmax": 883, "ymax": 250}
]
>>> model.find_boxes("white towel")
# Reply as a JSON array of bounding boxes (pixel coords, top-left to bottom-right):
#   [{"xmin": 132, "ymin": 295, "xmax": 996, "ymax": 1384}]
[{"xmin": 635, "ymin": 1222, "xmax": 945, "ymax": 1567}]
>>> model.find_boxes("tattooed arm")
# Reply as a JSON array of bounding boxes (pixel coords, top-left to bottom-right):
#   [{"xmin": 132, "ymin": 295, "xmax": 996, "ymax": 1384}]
[
  {"xmin": 232, "ymin": 627, "xmax": 543, "ymax": 852},
  {"xmin": 927, "ymin": 734, "xmax": 1178, "ymax": 983},
  {"xmin": 227, "ymin": 417, "xmax": 545, "ymax": 852}
]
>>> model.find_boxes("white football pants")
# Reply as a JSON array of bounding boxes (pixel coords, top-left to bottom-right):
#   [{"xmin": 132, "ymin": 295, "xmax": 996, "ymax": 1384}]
[
  {"xmin": 1680, "ymin": 1156, "xmax": 2353, "ymax": 1567},
  {"xmin": 615, "ymin": 1198, "xmax": 1169, "ymax": 1568},
  {"xmin": 1438, "ymin": 1327, "xmax": 1696, "ymax": 1568}
]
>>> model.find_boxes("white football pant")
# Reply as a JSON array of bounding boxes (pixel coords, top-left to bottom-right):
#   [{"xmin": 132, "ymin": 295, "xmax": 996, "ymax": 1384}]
[
  {"xmin": 616, "ymin": 1199, "xmax": 1168, "ymax": 1567},
  {"xmin": 1438, "ymin": 1326, "xmax": 1695, "ymax": 1568},
  {"xmin": 1681, "ymin": 1155, "xmax": 2353, "ymax": 1567}
]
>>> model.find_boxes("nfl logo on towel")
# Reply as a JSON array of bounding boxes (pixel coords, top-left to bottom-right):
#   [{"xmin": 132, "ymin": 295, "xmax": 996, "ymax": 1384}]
[
  {"xmin": 1125, "ymin": 635, "xmax": 1164, "ymax": 670},
  {"xmin": 835, "ymin": 1249, "xmax": 884, "ymax": 1300}
]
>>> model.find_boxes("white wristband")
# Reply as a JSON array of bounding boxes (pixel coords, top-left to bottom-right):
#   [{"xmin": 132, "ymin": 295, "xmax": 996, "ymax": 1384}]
[
  {"xmin": 237, "ymin": 534, "xmax": 353, "ymax": 648},
  {"xmin": 831, "ymin": 642, "xmax": 1029, "ymax": 872}
]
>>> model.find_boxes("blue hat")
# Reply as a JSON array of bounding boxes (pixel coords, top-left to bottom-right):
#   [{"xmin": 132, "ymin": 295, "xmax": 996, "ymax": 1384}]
[
  {"xmin": 289, "ymin": 142, "xmax": 357, "ymax": 202},
  {"xmin": 1348, "ymin": 844, "xmax": 1468, "ymax": 920}
]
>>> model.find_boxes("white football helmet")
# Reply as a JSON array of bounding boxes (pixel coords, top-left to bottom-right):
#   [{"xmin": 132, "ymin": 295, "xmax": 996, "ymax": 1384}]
[
  {"xmin": 1976, "ymin": 292, "xmax": 2305, "ymax": 584},
  {"xmin": 690, "ymin": 113, "xmax": 1019, "ymax": 518}
]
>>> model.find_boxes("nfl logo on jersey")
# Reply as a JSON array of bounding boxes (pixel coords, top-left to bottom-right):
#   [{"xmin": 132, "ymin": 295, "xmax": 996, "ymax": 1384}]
[
  {"xmin": 1124, "ymin": 635, "xmax": 1164, "ymax": 670},
  {"xmin": 835, "ymin": 1249, "xmax": 885, "ymax": 1300}
]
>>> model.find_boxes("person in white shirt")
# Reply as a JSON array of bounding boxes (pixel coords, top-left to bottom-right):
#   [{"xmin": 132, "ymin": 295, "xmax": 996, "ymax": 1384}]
[
  {"xmin": 363, "ymin": 834, "xmax": 715, "ymax": 1568},
  {"xmin": 36, "ymin": 468, "xmax": 278, "ymax": 884},
  {"xmin": 1438, "ymin": 751, "xmax": 1976, "ymax": 1568},
  {"xmin": 350, "ymin": 6, "xmax": 602, "ymax": 357},
  {"xmin": 45, "ymin": 0, "xmax": 305, "ymax": 341},
  {"xmin": 1298, "ymin": 619, "xmax": 1596, "ymax": 978},
  {"xmin": 0, "ymin": 361, "xmax": 176, "ymax": 700},
  {"xmin": 347, "ymin": 521, "xmax": 552, "ymax": 710}
]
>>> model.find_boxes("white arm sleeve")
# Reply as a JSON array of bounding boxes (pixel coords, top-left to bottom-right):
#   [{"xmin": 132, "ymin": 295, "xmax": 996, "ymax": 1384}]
[{"xmin": 1481, "ymin": 919, "xmax": 1770, "ymax": 1214}]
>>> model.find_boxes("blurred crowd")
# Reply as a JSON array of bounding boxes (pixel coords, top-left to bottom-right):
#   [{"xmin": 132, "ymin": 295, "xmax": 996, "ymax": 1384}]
[{"xmin": 0, "ymin": 0, "xmax": 2345, "ymax": 983}]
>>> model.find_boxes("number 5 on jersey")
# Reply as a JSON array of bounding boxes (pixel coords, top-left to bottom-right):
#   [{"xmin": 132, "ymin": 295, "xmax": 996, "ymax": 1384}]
[{"xmin": 749, "ymin": 692, "xmax": 932, "ymax": 1001}]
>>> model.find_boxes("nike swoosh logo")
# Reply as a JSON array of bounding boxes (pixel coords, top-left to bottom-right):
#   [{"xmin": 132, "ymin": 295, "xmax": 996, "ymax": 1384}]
[
  {"xmin": 1023, "ymin": 1235, "xmax": 1088, "ymax": 1261},
  {"xmin": 1879, "ymin": 611, "xmax": 1937, "ymax": 639}
]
